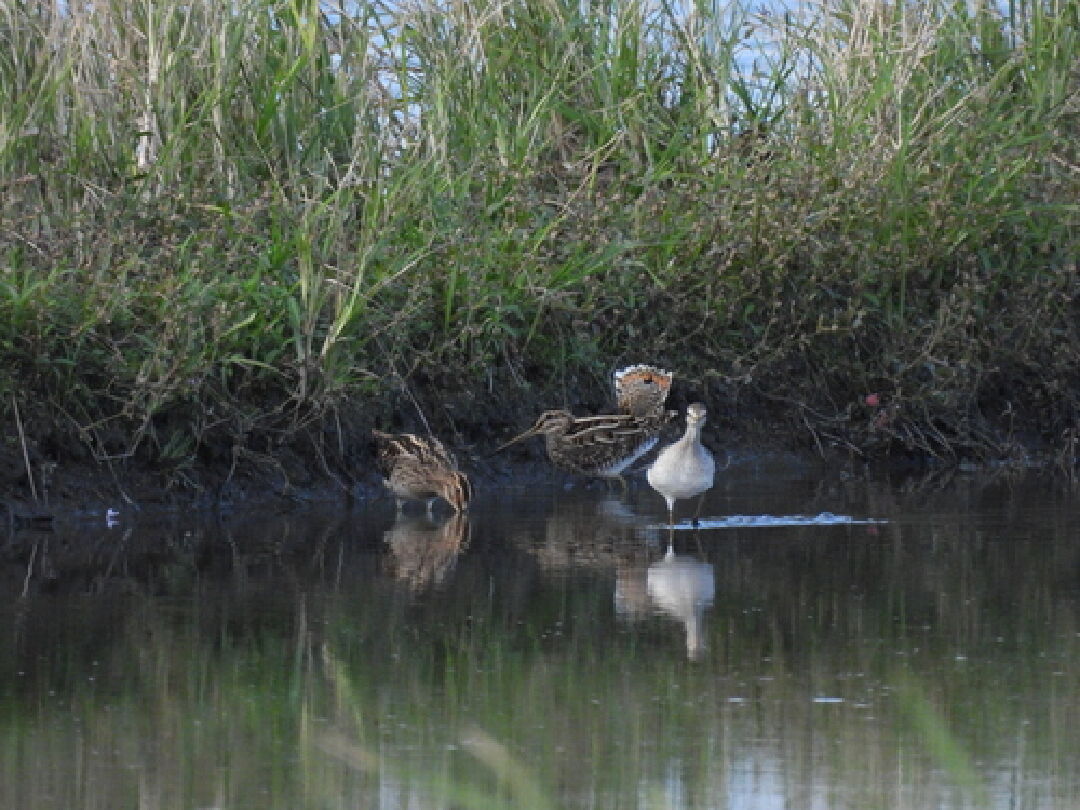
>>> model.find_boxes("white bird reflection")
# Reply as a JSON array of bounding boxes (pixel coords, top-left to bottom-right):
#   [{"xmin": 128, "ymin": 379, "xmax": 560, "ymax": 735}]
[
  {"xmin": 383, "ymin": 513, "xmax": 470, "ymax": 593},
  {"xmin": 617, "ymin": 542, "xmax": 716, "ymax": 661}
]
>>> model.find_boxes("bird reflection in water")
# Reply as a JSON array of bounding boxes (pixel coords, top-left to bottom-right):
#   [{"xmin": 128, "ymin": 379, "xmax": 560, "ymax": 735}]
[
  {"xmin": 616, "ymin": 540, "xmax": 715, "ymax": 661},
  {"xmin": 383, "ymin": 513, "xmax": 470, "ymax": 593},
  {"xmin": 504, "ymin": 489, "xmax": 717, "ymax": 660},
  {"xmin": 507, "ymin": 493, "xmax": 645, "ymax": 572}
]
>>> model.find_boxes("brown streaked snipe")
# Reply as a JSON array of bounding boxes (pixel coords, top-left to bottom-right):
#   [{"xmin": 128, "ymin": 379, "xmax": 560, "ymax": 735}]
[
  {"xmin": 495, "ymin": 410, "xmax": 672, "ymax": 480},
  {"xmin": 372, "ymin": 430, "xmax": 472, "ymax": 515},
  {"xmin": 646, "ymin": 402, "xmax": 716, "ymax": 526},
  {"xmin": 496, "ymin": 364, "xmax": 677, "ymax": 483}
]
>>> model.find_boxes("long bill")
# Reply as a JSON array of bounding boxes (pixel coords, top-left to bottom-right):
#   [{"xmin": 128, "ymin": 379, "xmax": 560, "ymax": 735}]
[{"xmin": 492, "ymin": 424, "xmax": 542, "ymax": 454}]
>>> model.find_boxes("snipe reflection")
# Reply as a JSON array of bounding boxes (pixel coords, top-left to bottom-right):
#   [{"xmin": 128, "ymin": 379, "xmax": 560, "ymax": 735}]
[
  {"xmin": 383, "ymin": 513, "xmax": 470, "ymax": 593},
  {"xmin": 507, "ymin": 493, "xmax": 646, "ymax": 571}
]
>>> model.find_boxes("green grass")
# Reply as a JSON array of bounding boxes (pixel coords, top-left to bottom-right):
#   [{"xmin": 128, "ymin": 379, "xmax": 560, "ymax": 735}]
[{"xmin": 1, "ymin": 0, "xmax": 1078, "ymax": 478}]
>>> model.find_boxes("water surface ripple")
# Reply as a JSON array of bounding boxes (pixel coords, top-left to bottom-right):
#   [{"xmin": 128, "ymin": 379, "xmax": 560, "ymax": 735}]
[{"xmin": 2, "ymin": 463, "xmax": 1078, "ymax": 809}]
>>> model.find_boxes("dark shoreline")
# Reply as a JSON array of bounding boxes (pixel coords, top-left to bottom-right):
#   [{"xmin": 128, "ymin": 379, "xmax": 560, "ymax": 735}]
[
  {"xmin": 1, "ymin": 420, "xmax": 1058, "ymax": 530},
  {"xmin": 0, "ymin": 433, "xmax": 1061, "ymax": 602}
]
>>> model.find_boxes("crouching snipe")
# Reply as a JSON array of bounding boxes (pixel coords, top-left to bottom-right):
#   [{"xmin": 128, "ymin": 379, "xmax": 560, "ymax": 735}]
[{"xmin": 372, "ymin": 430, "xmax": 472, "ymax": 515}]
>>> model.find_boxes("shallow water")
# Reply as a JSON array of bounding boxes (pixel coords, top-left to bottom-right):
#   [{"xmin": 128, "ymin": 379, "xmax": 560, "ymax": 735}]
[{"xmin": 2, "ymin": 460, "xmax": 1079, "ymax": 809}]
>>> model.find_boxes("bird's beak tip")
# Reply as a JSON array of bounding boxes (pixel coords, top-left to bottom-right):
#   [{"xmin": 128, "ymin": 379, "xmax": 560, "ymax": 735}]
[{"xmin": 493, "ymin": 428, "xmax": 536, "ymax": 454}]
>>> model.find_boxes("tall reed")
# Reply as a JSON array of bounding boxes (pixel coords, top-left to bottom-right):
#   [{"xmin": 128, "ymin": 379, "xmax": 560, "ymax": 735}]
[{"xmin": 1, "ymin": 0, "xmax": 1077, "ymax": 471}]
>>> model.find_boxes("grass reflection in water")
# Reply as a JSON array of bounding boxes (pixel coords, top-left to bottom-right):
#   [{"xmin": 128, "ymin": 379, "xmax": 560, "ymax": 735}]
[{"xmin": 1, "ymin": 471, "xmax": 1078, "ymax": 809}]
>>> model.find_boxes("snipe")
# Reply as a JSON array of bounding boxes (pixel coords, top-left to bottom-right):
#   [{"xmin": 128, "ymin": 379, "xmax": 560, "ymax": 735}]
[
  {"xmin": 495, "ymin": 410, "xmax": 671, "ymax": 480},
  {"xmin": 372, "ymin": 430, "xmax": 472, "ymax": 515},
  {"xmin": 646, "ymin": 402, "xmax": 715, "ymax": 526},
  {"xmin": 496, "ymin": 364, "xmax": 676, "ymax": 482}
]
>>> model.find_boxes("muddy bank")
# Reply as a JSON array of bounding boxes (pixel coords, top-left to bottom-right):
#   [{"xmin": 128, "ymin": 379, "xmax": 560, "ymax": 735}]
[
  {"xmin": 0, "ymin": 425, "xmax": 1036, "ymax": 533},
  {"xmin": 3, "ymin": 375, "xmax": 1070, "ymax": 529},
  {"xmin": 0, "ymin": 397, "xmax": 794, "ymax": 526}
]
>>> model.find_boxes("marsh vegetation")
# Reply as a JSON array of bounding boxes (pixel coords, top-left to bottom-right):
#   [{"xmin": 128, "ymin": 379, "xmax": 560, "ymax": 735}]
[{"xmin": 2, "ymin": 0, "xmax": 1078, "ymax": 498}]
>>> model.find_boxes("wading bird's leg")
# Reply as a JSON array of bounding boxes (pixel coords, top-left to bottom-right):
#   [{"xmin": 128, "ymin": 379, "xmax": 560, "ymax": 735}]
[{"xmin": 691, "ymin": 493, "xmax": 706, "ymax": 528}]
